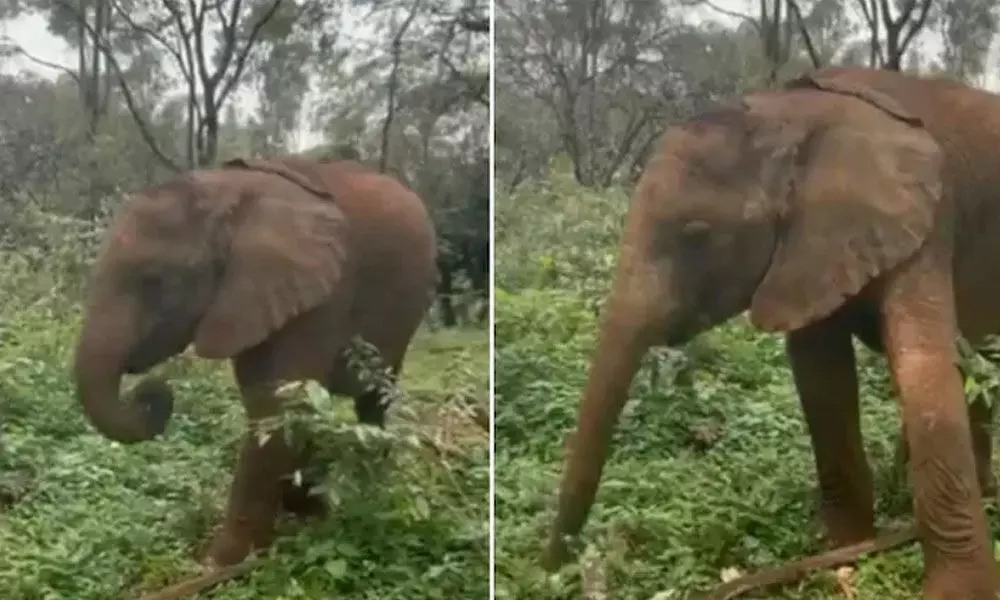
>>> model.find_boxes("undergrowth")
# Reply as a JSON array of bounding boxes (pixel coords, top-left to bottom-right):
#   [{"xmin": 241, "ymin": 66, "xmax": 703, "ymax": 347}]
[
  {"xmin": 0, "ymin": 215, "xmax": 489, "ymax": 600},
  {"xmin": 494, "ymin": 168, "xmax": 1000, "ymax": 600}
]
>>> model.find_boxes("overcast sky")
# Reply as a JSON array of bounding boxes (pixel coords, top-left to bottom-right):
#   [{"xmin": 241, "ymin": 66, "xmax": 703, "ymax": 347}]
[
  {"xmin": 686, "ymin": 0, "xmax": 1000, "ymax": 90},
  {"xmin": 0, "ymin": 6, "xmax": 372, "ymax": 151},
  {"xmin": 2, "ymin": 13, "xmax": 72, "ymax": 76},
  {"xmin": 3, "ymin": 1, "xmax": 998, "ymax": 85},
  {"xmin": 2, "ymin": 1, "xmax": 999, "ymax": 131}
]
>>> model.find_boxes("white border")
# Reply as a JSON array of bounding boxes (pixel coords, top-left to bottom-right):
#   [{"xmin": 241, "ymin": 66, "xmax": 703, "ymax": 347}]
[{"xmin": 487, "ymin": 0, "xmax": 497, "ymax": 597}]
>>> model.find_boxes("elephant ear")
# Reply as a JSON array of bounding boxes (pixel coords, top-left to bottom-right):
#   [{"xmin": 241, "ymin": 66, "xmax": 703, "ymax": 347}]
[
  {"xmin": 192, "ymin": 192, "xmax": 350, "ymax": 359},
  {"xmin": 222, "ymin": 157, "xmax": 331, "ymax": 199},
  {"xmin": 786, "ymin": 68, "xmax": 921, "ymax": 126},
  {"xmin": 748, "ymin": 115, "xmax": 944, "ymax": 332}
]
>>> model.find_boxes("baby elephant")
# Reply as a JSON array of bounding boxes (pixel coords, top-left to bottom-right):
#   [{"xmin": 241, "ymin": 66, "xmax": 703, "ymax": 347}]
[
  {"xmin": 545, "ymin": 67, "xmax": 1000, "ymax": 600},
  {"xmin": 72, "ymin": 156, "xmax": 438, "ymax": 566}
]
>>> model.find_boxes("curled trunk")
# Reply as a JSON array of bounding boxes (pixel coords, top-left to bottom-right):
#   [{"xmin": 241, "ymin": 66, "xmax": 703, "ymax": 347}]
[{"xmin": 72, "ymin": 306, "xmax": 175, "ymax": 443}]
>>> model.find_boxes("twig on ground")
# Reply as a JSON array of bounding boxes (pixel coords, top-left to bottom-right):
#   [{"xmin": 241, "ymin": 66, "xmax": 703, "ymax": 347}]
[
  {"xmin": 132, "ymin": 557, "xmax": 265, "ymax": 600},
  {"xmin": 689, "ymin": 527, "xmax": 917, "ymax": 600}
]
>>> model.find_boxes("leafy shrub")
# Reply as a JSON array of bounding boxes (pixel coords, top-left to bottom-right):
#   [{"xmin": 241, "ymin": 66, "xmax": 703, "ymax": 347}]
[{"xmin": 495, "ymin": 167, "xmax": 627, "ymax": 312}]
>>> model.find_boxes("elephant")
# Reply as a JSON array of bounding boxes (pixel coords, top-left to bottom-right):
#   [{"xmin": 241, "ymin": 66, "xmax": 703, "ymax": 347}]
[
  {"xmin": 543, "ymin": 66, "xmax": 1000, "ymax": 600},
  {"xmin": 71, "ymin": 155, "xmax": 438, "ymax": 567}
]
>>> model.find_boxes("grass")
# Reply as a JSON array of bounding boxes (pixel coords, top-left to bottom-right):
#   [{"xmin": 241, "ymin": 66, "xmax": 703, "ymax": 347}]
[
  {"xmin": 0, "ymin": 285, "xmax": 489, "ymax": 600},
  {"xmin": 493, "ymin": 170, "xmax": 1000, "ymax": 600}
]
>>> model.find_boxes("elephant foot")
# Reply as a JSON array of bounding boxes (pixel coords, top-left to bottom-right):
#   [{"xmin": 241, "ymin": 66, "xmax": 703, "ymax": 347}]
[
  {"xmin": 922, "ymin": 559, "xmax": 999, "ymax": 600},
  {"xmin": 541, "ymin": 530, "xmax": 576, "ymax": 572},
  {"xmin": 819, "ymin": 499, "xmax": 876, "ymax": 549},
  {"xmin": 203, "ymin": 519, "xmax": 273, "ymax": 567},
  {"xmin": 826, "ymin": 524, "xmax": 876, "ymax": 550}
]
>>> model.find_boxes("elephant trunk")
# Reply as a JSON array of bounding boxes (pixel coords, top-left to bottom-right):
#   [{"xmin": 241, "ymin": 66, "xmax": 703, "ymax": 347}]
[
  {"xmin": 543, "ymin": 253, "xmax": 661, "ymax": 569},
  {"xmin": 73, "ymin": 306, "xmax": 176, "ymax": 444}
]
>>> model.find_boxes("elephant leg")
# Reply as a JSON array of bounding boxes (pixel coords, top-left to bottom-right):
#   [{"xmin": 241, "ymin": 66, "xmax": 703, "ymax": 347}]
[
  {"xmin": 280, "ymin": 364, "xmax": 398, "ymax": 516},
  {"xmin": 786, "ymin": 320, "xmax": 875, "ymax": 546},
  {"xmin": 880, "ymin": 263, "xmax": 997, "ymax": 600},
  {"xmin": 206, "ymin": 418, "xmax": 293, "ymax": 565},
  {"xmin": 206, "ymin": 366, "xmax": 295, "ymax": 566},
  {"xmin": 352, "ymin": 351, "xmax": 402, "ymax": 428},
  {"xmin": 897, "ymin": 396, "xmax": 996, "ymax": 498},
  {"xmin": 279, "ymin": 434, "xmax": 328, "ymax": 519},
  {"xmin": 353, "ymin": 368, "xmax": 398, "ymax": 470},
  {"xmin": 353, "ymin": 386, "xmax": 391, "ymax": 428}
]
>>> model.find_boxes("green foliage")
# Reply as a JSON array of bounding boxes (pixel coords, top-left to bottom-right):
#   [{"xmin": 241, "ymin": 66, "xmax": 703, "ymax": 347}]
[
  {"xmin": 495, "ymin": 164, "xmax": 627, "ymax": 311},
  {"xmin": 960, "ymin": 336, "xmax": 1000, "ymax": 408},
  {"xmin": 494, "ymin": 174, "xmax": 1000, "ymax": 599},
  {"xmin": 0, "ymin": 225, "xmax": 489, "ymax": 599}
]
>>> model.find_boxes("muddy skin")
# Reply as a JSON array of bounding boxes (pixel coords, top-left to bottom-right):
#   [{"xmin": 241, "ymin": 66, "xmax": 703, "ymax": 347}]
[
  {"xmin": 73, "ymin": 157, "xmax": 438, "ymax": 569},
  {"xmin": 545, "ymin": 67, "xmax": 1000, "ymax": 599}
]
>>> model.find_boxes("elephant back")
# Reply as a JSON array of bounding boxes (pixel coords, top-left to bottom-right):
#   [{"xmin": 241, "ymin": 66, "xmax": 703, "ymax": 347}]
[
  {"xmin": 784, "ymin": 67, "xmax": 923, "ymax": 126},
  {"xmin": 220, "ymin": 155, "xmax": 436, "ymax": 274},
  {"xmin": 222, "ymin": 156, "xmax": 333, "ymax": 201}
]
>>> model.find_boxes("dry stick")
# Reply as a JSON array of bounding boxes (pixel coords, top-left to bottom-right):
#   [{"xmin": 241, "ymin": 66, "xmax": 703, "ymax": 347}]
[
  {"xmin": 690, "ymin": 527, "xmax": 918, "ymax": 600},
  {"xmin": 133, "ymin": 557, "xmax": 266, "ymax": 600}
]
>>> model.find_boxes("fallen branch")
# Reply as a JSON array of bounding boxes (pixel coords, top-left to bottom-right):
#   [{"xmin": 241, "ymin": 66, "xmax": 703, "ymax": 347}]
[
  {"xmin": 133, "ymin": 557, "xmax": 265, "ymax": 600},
  {"xmin": 690, "ymin": 527, "xmax": 917, "ymax": 600}
]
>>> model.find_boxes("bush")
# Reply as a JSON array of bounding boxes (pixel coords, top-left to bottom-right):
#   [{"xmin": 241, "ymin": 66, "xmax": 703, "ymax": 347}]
[{"xmin": 495, "ymin": 167, "xmax": 627, "ymax": 313}]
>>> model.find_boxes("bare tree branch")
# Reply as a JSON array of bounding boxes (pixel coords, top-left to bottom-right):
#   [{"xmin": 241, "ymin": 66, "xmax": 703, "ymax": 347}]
[
  {"xmin": 107, "ymin": 0, "xmax": 192, "ymax": 83},
  {"xmin": 160, "ymin": 0, "xmax": 200, "ymax": 165},
  {"xmin": 213, "ymin": 0, "xmax": 283, "ymax": 109},
  {"xmin": 50, "ymin": 0, "xmax": 182, "ymax": 172},
  {"xmin": 205, "ymin": 0, "xmax": 242, "ymax": 90},
  {"xmin": 380, "ymin": 0, "xmax": 423, "ymax": 172},
  {"xmin": 689, "ymin": 0, "xmax": 762, "ymax": 33},
  {"xmin": 190, "ymin": 0, "xmax": 211, "ymax": 97},
  {"xmin": 898, "ymin": 0, "xmax": 934, "ymax": 58},
  {"xmin": 788, "ymin": 0, "xmax": 821, "ymax": 68},
  {"xmin": 1, "ymin": 43, "xmax": 80, "ymax": 82}
]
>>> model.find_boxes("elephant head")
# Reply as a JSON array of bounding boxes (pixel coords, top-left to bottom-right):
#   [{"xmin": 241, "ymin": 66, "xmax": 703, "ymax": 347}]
[
  {"xmin": 73, "ymin": 158, "xmax": 351, "ymax": 443},
  {"xmin": 544, "ymin": 83, "xmax": 943, "ymax": 567}
]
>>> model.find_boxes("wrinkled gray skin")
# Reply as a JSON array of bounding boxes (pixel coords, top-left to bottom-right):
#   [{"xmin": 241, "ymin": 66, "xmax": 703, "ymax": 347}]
[{"xmin": 544, "ymin": 67, "xmax": 1000, "ymax": 600}]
